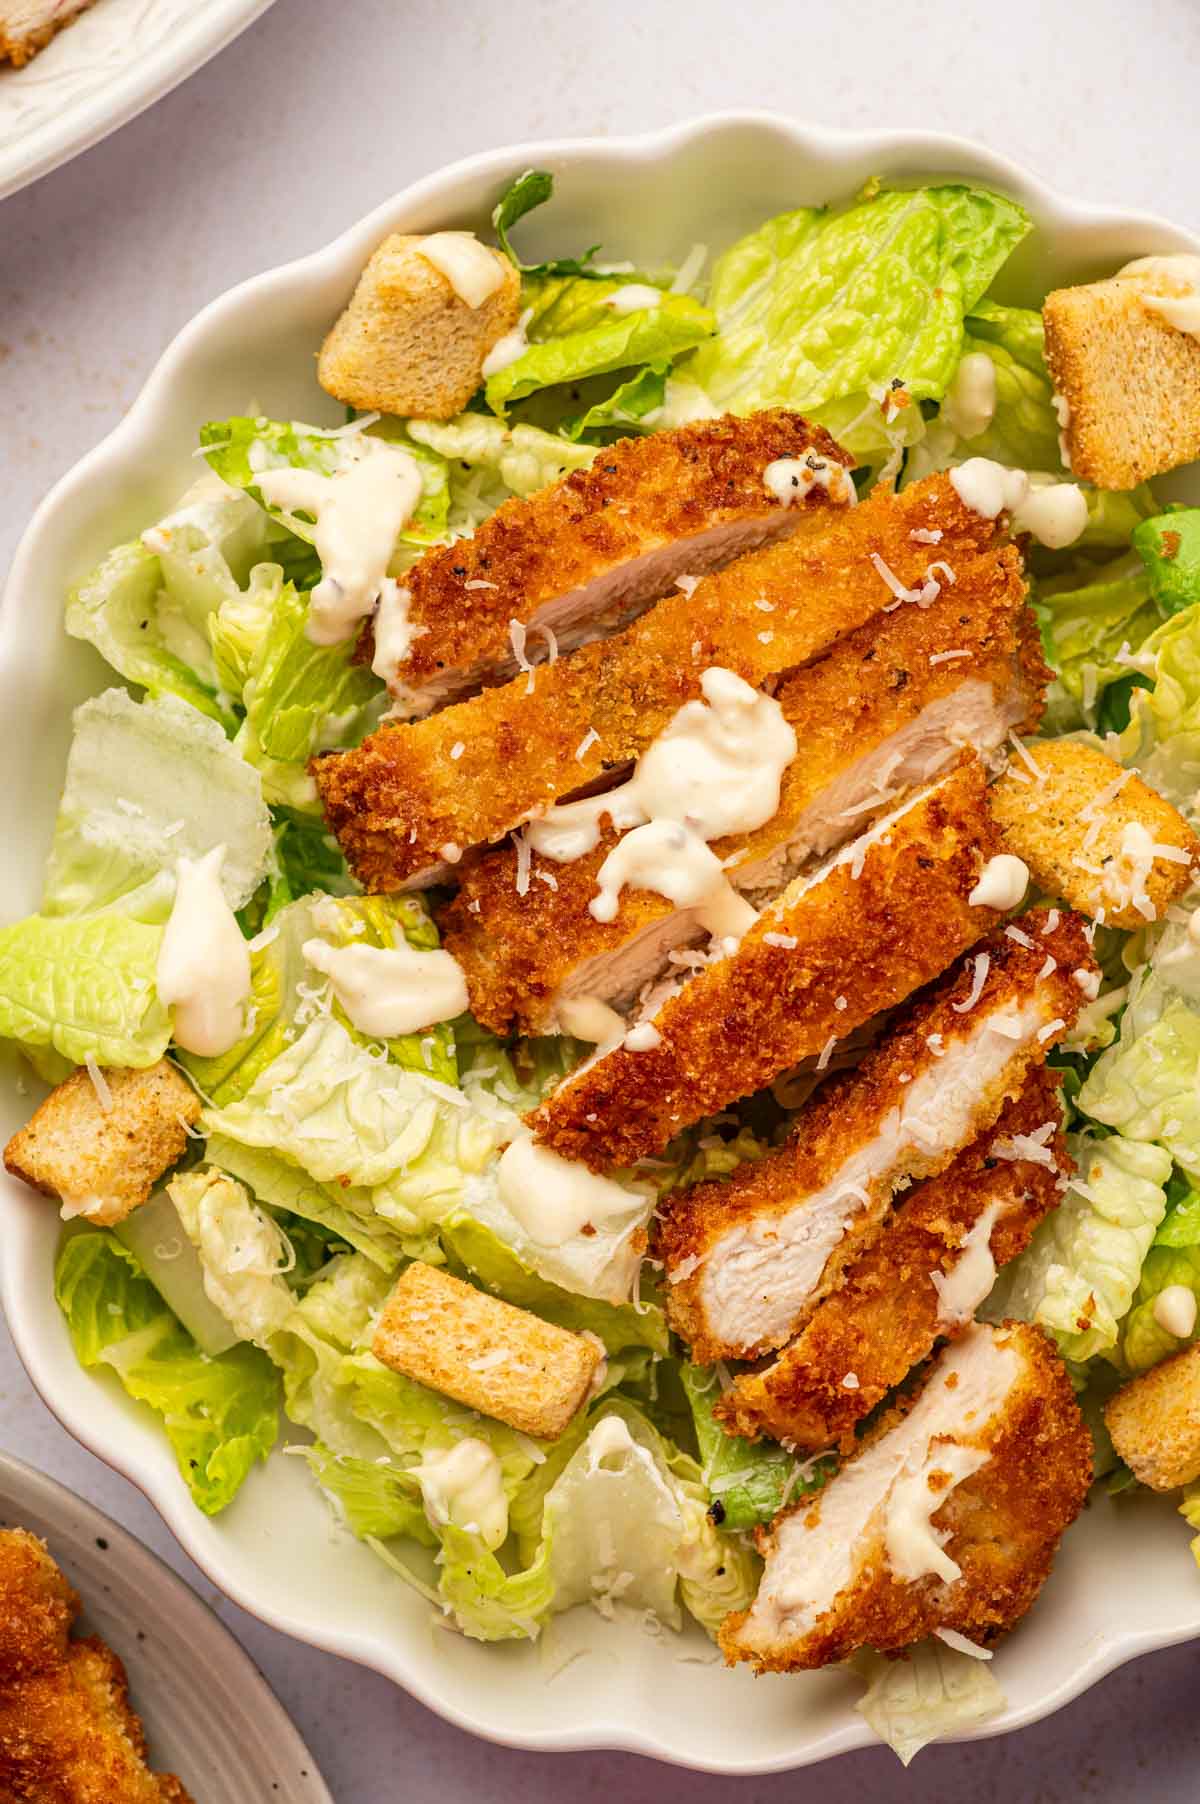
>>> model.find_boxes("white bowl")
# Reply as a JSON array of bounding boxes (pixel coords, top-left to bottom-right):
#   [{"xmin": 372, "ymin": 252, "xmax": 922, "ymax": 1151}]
[{"xmin": 3, "ymin": 113, "xmax": 1199, "ymax": 1773}]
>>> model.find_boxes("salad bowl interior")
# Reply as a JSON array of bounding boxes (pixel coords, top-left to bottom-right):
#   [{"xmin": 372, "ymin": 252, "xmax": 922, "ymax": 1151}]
[{"xmin": 2, "ymin": 113, "xmax": 1199, "ymax": 1771}]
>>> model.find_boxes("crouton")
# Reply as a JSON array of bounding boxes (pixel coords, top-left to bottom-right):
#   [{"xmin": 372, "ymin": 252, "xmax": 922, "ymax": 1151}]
[
  {"xmin": 988, "ymin": 738, "xmax": 1198, "ymax": 930},
  {"xmin": 1105, "ymin": 1341, "xmax": 1200, "ymax": 1490},
  {"xmin": 1044, "ymin": 272, "xmax": 1200, "ymax": 488},
  {"xmin": 317, "ymin": 233, "xmax": 521, "ymax": 421},
  {"xmin": 371, "ymin": 1262, "xmax": 603, "ymax": 1439},
  {"xmin": 4, "ymin": 1061, "xmax": 200, "ymax": 1227}
]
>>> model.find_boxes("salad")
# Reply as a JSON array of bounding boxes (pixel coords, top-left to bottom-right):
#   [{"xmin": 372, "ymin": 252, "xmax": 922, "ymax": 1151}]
[{"xmin": 6, "ymin": 167, "xmax": 1200, "ymax": 1763}]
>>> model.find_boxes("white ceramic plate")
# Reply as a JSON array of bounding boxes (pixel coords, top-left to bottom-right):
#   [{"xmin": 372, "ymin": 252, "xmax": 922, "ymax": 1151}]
[
  {"xmin": 2, "ymin": 114, "xmax": 1200, "ymax": 1773},
  {"xmin": 0, "ymin": 0, "xmax": 277, "ymax": 203},
  {"xmin": 0, "ymin": 1449, "xmax": 331, "ymax": 1799}
]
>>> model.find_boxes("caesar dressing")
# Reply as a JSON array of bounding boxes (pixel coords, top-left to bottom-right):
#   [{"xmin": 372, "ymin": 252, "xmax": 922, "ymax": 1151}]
[
  {"xmin": 1153, "ymin": 1284, "xmax": 1198, "ymax": 1339},
  {"xmin": 940, "ymin": 351, "xmax": 997, "ymax": 441},
  {"xmin": 1117, "ymin": 254, "xmax": 1200, "ymax": 340},
  {"xmin": 602, "ymin": 283, "xmax": 665, "ymax": 314},
  {"xmin": 948, "ymin": 458, "xmax": 1087, "ymax": 549},
  {"xmin": 156, "ymin": 846, "xmax": 251, "ymax": 1058},
  {"xmin": 884, "ymin": 1441, "xmax": 990, "ymax": 1582},
  {"xmin": 301, "ymin": 936, "xmax": 468, "ymax": 1037},
  {"xmin": 411, "ymin": 1439, "xmax": 509, "ymax": 1549},
  {"xmin": 590, "ymin": 819, "xmax": 758, "ymax": 935},
  {"xmin": 931, "ymin": 1202, "xmax": 1003, "ymax": 1328},
  {"xmin": 255, "ymin": 439, "xmax": 423, "ymax": 646},
  {"xmin": 497, "ymin": 1134, "xmax": 649, "ymax": 1247},
  {"xmin": 556, "ymin": 994, "xmax": 627, "ymax": 1046},
  {"xmin": 370, "ymin": 580, "xmax": 416, "ymax": 680},
  {"xmin": 763, "ymin": 455, "xmax": 857, "ymax": 507},
  {"xmin": 481, "ymin": 306, "xmax": 533, "ymax": 378},
  {"xmin": 968, "ymin": 853, "xmax": 1029, "ymax": 911},
  {"xmin": 415, "ymin": 232, "xmax": 508, "ymax": 308}
]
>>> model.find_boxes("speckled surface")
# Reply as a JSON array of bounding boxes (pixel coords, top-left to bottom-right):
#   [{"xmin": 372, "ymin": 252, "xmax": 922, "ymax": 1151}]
[{"xmin": 2, "ymin": 0, "xmax": 1200, "ymax": 1793}]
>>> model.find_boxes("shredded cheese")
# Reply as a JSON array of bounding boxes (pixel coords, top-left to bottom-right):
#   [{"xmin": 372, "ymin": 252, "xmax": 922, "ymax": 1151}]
[{"xmin": 951, "ymin": 953, "xmax": 990, "ymax": 1014}]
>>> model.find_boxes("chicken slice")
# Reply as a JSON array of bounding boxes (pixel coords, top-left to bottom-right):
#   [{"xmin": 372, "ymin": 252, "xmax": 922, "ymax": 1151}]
[
  {"xmin": 364, "ymin": 410, "xmax": 853, "ymax": 717},
  {"xmin": 656, "ymin": 909, "xmax": 1095, "ymax": 1363},
  {"xmin": 719, "ymin": 1321, "xmax": 1092, "ymax": 1672},
  {"xmin": 442, "ymin": 544, "xmax": 1041, "ymax": 1035},
  {"xmin": 317, "ymin": 471, "xmax": 1006, "ymax": 890},
  {"xmin": 717, "ymin": 1065, "xmax": 1071, "ymax": 1450},
  {"xmin": 527, "ymin": 757, "xmax": 1004, "ymax": 1172}
]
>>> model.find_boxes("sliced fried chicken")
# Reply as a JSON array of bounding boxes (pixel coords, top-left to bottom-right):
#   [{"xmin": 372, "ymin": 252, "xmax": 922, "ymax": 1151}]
[
  {"xmin": 443, "ymin": 544, "xmax": 1041, "ymax": 1035},
  {"xmin": 317, "ymin": 472, "xmax": 1006, "ymax": 890},
  {"xmin": 365, "ymin": 410, "xmax": 853, "ymax": 717},
  {"xmin": 719, "ymin": 1321, "xmax": 1092, "ymax": 1672},
  {"xmin": 656, "ymin": 909, "xmax": 1095, "ymax": 1363},
  {"xmin": 717, "ymin": 1065, "xmax": 1071, "ymax": 1450},
  {"xmin": 526, "ymin": 758, "xmax": 1004, "ymax": 1171}
]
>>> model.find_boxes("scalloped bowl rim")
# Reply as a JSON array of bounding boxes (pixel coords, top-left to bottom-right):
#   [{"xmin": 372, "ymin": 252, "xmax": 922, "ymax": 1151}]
[{"xmin": 3, "ymin": 112, "xmax": 1199, "ymax": 1774}]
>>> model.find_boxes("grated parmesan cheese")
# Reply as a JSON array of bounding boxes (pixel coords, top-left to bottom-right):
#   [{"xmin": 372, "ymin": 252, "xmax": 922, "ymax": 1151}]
[
  {"xmin": 84, "ymin": 1055, "xmax": 112, "ymax": 1112},
  {"xmin": 575, "ymin": 727, "xmax": 600, "ymax": 761},
  {"xmin": 1036, "ymin": 1016, "xmax": 1066, "ymax": 1043},
  {"xmin": 951, "ymin": 953, "xmax": 990, "ymax": 1014}
]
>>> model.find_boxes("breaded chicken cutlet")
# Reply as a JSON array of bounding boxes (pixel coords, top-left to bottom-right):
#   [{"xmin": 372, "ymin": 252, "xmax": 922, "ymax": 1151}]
[
  {"xmin": 443, "ymin": 535, "xmax": 1041, "ymax": 1037},
  {"xmin": 720, "ymin": 1321, "xmax": 1092, "ymax": 1672},
  {"xmin": 317, "ymin": 471, "xmax": 1005, "ymax": 890},
  {"xmin": 717, "ymin": 1065, "xmax": 1071, "ymax": 1450},
  {"xmin": 656, "ymin": 910, "xmax": 1095, "ymax": 1364},
  {"xmin": 526, "ymin": 758, "xmax": 1006, "ymax": 1171},
  {"xmin": 0, "ymin": 1528, "xmax": 192, "ymax": 1801},
  {"xmin": 362, "ymin": 410, "xmax": 853, "ymax": 717}
]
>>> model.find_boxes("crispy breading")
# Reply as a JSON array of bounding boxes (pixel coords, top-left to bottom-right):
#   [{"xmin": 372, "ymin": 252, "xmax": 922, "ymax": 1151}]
[
  {"xmin": 443, "ymin": 547, "xmax": 1041, "ymax": 1035},
  {"xmin": 354, "ymin": 411, "xmax": 851, "ymax": 720},
  {"xmin": 1044, "ymin": 272, "xmax": 1200, "ymax": 488},
  {"xmin": 989, "ymin": 737, "xmax": 1198, "ymax": 929},
  {"xmin": 316, "ymin": 470, "xmax": 1006, "ymax": 890},
  {"xmin": 655, "ymin": 909, "xmax": 1095, "ymax": 1363},
  {"xmin": 717, "ymin": 1067, "xmax": 1071, "ymax": 1450},
  {"xmin": 0, "ymin": 1528, "xmax": 193, "ymax": 1801},
  {"xmin": 317, "ymin": 233, "xmax": 522, "ymax": 421},
  {"xmin": 371, "ymin": 1262, "xmax": 602, "ymax": 1439},
  {"xmin": 527, "ymin": 758, "xmax": 1004, "ymax": 1171},
  {"xmin": 719, "ymin": 1322, "xmax": 1092, "ymax": 1672},
  {"xmin": 0, "ymin": 1, "xmax": 97, "ymax": 66},
  {"xmin": 1104, "ymin": 1341, "xmax": 1200, "ymax": 1490},
  {"xmin": 4, "ymin": 1061, "xmax": 201, "ymax": 1227}
]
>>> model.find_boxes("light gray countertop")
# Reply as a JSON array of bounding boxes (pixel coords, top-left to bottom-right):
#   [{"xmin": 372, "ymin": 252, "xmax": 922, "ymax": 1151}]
[{"xmin": 2, "ymin": 0, "xmax": 1199, "ymax": 1793}]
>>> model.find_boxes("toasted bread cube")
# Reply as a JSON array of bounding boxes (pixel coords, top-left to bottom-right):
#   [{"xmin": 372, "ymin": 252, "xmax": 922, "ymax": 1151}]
[
  {"xmin": 1044, "ymin": 274, "xmax": 1200, "ymax": 488},
  {"xmin": 317, "ymin": 234, "xmax": 521, "ymax": 421},
  {"xmin": 4, "ymin": 1060, "xmax": 200, "ymax": 1227},
  {"xmin": 1105, "ymin": 1342, "xmax": 1200, "ymax": 1490},
  {"xmin": 372, "ymin": 1262, "xmax": 602, "ymax": 1439},
  {"xmin": 989, "ymin": 738, "xmax": 1198, "ymax": 930}
]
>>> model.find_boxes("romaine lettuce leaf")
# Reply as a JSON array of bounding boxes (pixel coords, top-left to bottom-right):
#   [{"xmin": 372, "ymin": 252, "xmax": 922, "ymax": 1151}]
[
  {"xmin": 680, "ymin": 1362, "xmax": 830, "ymax": 1530},
  {"xmin": 1034, "ymin": 555, "xmax": 1159, "ymax": 729},
  {"xmin": 854, "ymin": 1639, "xmax": 1004, "ymax": 1765},
  {"xmin": 41, "ymin": 689, "xmax": 273, "ymax": 922},
  {"xmin": 55, "ymin": 1231, "xmax": 278, "ymax": 1513},
  {"xmin": 240, "ymin": 577, "xmax": 383, "ymax": 768},
  {"xmin": 560, "ymin": 363, "xmax": 669, "ymax": 440},
  {"xmin": 1113, "ymin": 600, "xmax": 1200, "ymax": 820},
  {"xmin": 1133, "ymin": 508, "xmax": 1200, "ymax": 617},
  {"xmin": 993, "ymin": 1133, "xmax": 1172, "ymax": 1361},
  {"xmin": 1079, "ymin": 992, "xmax": 1200, "ymax": 1179},
  {"xmin": 303, "ymin": 1444, "xmax": 434, "ymax": 1543},
  {"xmin": 406, "ymin": 413, "xmax": 596, "ymax": 503},
  {"xmin": 1119, "ymin": 1246, "xmax": 1200, "ymax": 1372},
  {"xmin": 207, "ymin": 561, "xmax": 280, "ymax": 696},
  {"xmin": 490, "ymin": 167, "xmax": 600, "ymax": 277},
  {"xmin": 202, "ymin": 1134, "xmax": 411, "ymax": 1270},
  {"xmin": 670, "ymin": 184, "xmax": 1029, "ymax": 457},
  {"xmin": 0, "ymin": 911, "xmax": 170, "ymax": 1069},
  {"xmin": 167, "ymin": 1168, "xmax": 297, "ymax": 1347}
]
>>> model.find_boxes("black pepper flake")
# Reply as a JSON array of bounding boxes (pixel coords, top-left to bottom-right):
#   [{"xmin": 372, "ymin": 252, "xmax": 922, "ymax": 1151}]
[{"xmin": 708, "ymin": 1498, "xmax": 726, "ymax": 1526}]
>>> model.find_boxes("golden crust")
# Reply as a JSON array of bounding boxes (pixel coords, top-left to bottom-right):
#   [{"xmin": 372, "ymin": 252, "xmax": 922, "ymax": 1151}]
[
  {"xmin": 719, "ymin": 1322, "xmax": 1093, "ymax": 1671},
  {"xmin": 443, "ymin": 542, "xmax": 1040, "ymax": 1034},
  {"xmin": 0, "ymin": 1528, "xmax": 194, "ymax": 1801},
  {"xmin": 361, "ymin": 410, "xmax": 850, "ymax": 702},
  {"xmin": 316, "ymin": 470, "xmax": 1008, "ymax": 890},
  {"xmin": 989, "ymin": 736, "xmax": 1199, "ymax": 930},
  {"xmin": 527, "ymin": 756, "xmax": 1004, "ymax": 1172},
  {"xmin": 716, "ymin": 1067, "xmax": 1071, "ymax": 1450},
  {"xmin": 1104, "ymin": 1341, "xmax": 1200, "ymax": 1491},
  {"xmin": 655, "ymin": 908, "xmax": 1095, "ymax": 1363}
]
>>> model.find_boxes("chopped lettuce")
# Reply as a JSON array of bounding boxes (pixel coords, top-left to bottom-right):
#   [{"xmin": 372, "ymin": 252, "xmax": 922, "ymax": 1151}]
[
  {"xmin": 1119, "ymin": 1246, "xmax": 1200, "ymax": 1372},
  {"xmin": 203, "ymin": 1134, "xmax": 411, "ymax": 1270},
  {"xmin": 238, "ymin": 577, "xmax": 383, "ymax": 773},
  {"xmin": 1133, "ymin": 508, "xmax": 1200, "ymax": 617},
  {"xmin": 1112, "ymin": 600, "xmax": 1200, "ymax": 820},
  {"xmin": 167, "ymin": 1168, "xmax": 297, "ymax": 1348},
  {"xmin": 855, "ymin": 1639, "xmax": 1004, "ymax": 1765},
  {"xmin": 491, "ymin": 167, "xmax": 600, "ymax": 277},
  {"xmin": 680, "ymin": 1362, "xmax": 830, "ymax": 1530},
  {"xmin": 303, "ymin": 1444, "xmax": 434, "ymax": 1543},
  {"xmin": 305, "ymin": 893, "xmax": 458, "ymax": 1084},
  {"xmin": 114, "ymin": 1189, "xmax": 243, "ymax": 1358},
  {"xmin": 993, "ymin": 1133, "xmax": 1172, "ymax": 1361},
  {"xmin": 560, "ymin": 363, "xmax": 670, "ymax": 440},
  {"xmin": 0, "ymin": 910, "xmax": 170, "ymax": 1069},
  {"xmin": 55, "ymin": 1231, "xmax": 278, "ymax": 1513},
  {"xmin": 407, "ymin": 413, "xmax": 596, "ymax": 507},
  {"xmin": 670, "ymin": 184, "xmax": 1029, "ymax": 458},
  {"xmin": 40, "ymin": 689, "xmax": 274, "ymax": 922},
  {"xmin": 1034, "ymin": 555, "xmax": 1159, "ymax": 730}
]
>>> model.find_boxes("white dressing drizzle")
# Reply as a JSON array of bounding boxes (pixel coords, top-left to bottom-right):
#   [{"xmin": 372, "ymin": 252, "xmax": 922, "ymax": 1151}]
[
  {"xmin": 948, "ymin": 458, "xmax": 1087, "ymax": 549},
  {"xmin": 885, "ymin": 1440, "xmax": 990, "ymax": 1583},
  {"xmin": 497, "ymin": 1135, "xmax": 649, "ymax": 1247},
  {"xmin": 411, "ymin": 1439, "xmax": 509, "ymax": 1549},
  {"xmin": 968, "ymin": 853, "xmax": 1029, "ymax": 911},
  {"xmin": 940, "ymin": 351, "xmax": 997, "ymax": 441},
  {"xmin": 370, "ymin": 580, "xmax": 416, "ymax": 681},
  {"xmin": 763, "ymin": 454, "xmax": 857, "ymax": 508},
  {"xmin": 589, "ymin": 820, "xmax": 758, "ymax": 936},
  {"xmin": 255, "ymin": 439, "xmax": 423, "ymax": 646},
  {"xmin": 931, "ymin": 1201, "xmax": 1003, "ymax": 1328},
  {"xmin": 1117, "ymin": 254, "xmax": 1200, "ymax": 340},
  {"xmin": 301, "ymin": 936, "xmax": 468, "ymax": 1037},
  {"xmin": 481, "ymin": 306, "xmax": 533, "ymax": 379},
  {"xmin": 1153, "ymin": 1283, "xmax": 1198, "ymax": 1339},
  {"xmin": 556, "ymin": 995, "xmax": 627, "ymax": 1046},
  {"xmin": 156, "ymin": 846, "xmax": 251, "ymax": 1058},
  {"xmin": 415, "ymin": 232, "xmax": 507, "ymax": 308},
  {"xmin": 602, "ymin": 283, "xmax": 664, "ymax": 314}
]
